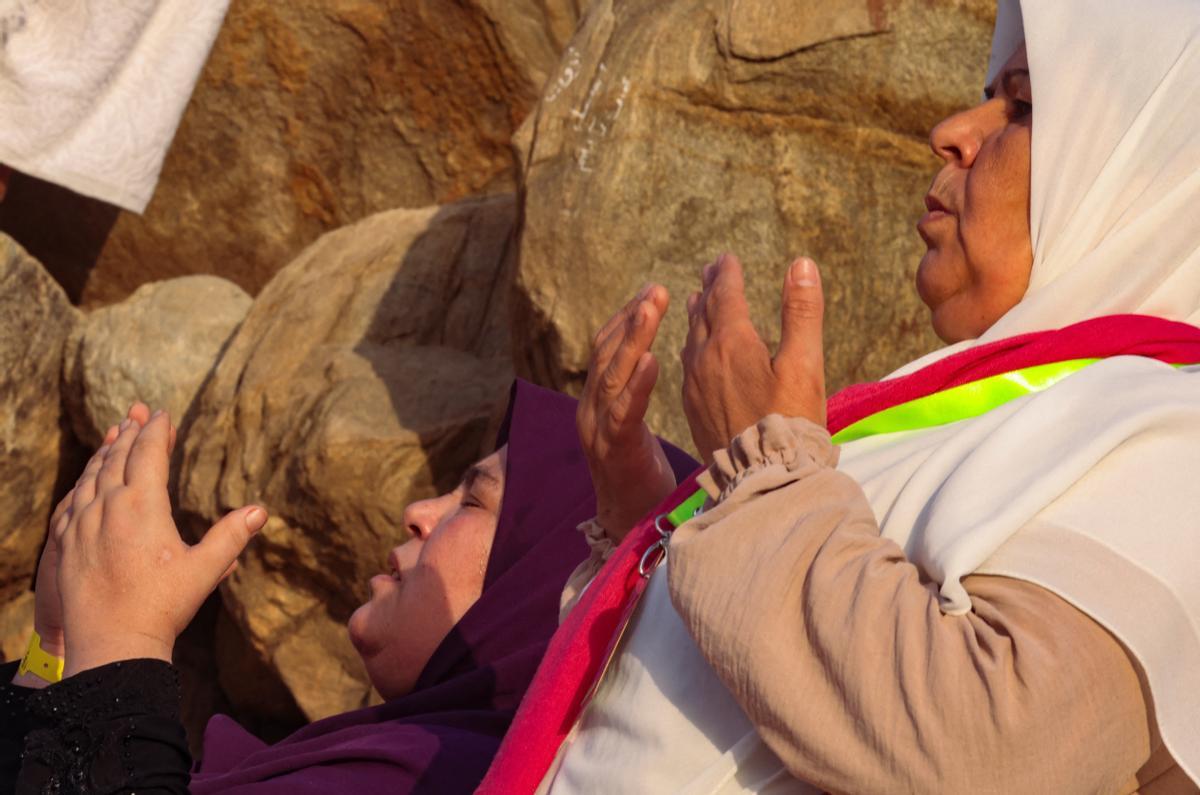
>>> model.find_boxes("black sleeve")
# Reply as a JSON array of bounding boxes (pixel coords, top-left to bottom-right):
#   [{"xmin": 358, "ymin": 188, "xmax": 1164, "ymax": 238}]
[
  {"xmin": 14, "ymin": 659, "xmax": 192, "ymax": 795},
  {"xmin": 1, "ymin": 661, "xmax": 35, "ymax": 795}
]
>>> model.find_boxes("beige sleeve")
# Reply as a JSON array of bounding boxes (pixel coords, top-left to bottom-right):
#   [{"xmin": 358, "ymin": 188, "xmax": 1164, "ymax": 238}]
[
  {"xmin": 559, "ymin": 518, "xmax": 616, "ymax": 624},
  {"xmin": 667, "ymin": 415, "xmax": 1162, "ymax": 795}
]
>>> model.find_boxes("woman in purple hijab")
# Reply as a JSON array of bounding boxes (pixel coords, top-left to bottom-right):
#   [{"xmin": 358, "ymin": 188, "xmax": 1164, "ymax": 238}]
[{"xmin": 0, "ymin": 380, "xmax": 697, "ymax": 793}]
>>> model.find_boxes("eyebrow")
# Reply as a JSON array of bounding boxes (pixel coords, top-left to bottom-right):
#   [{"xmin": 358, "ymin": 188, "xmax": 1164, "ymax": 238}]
[
  {"xmin": 984, "ymin": 67, "xmax": 1030, "ymax": 100},
  {"xmin": 462, "ymin": 462, "xmax": 503, "ymax": 494}
]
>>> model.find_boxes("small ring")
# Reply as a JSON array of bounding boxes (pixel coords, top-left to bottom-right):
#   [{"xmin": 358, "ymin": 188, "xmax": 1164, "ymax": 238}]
[{"xmin": 638, "ymin": 538, "xmax": 668, "ymax": 578}]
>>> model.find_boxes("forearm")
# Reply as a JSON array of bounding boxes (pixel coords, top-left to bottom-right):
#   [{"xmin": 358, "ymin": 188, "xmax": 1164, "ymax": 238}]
[
  {"xmin": 667, "ymin": 416, "xmax": 1155, "ymax": 794},
  {"xmin": 16, "ymin": 659, "xmax": 192, "ymax": 794},
  {"xmin": 1, "ymin": 661, "xmax": 34, "ymax": 795}
]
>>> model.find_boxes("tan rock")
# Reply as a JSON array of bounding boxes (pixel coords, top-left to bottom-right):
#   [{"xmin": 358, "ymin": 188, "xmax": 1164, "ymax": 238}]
[
  {"xmin": 0, "ymin": 0, "xmax": 584, "ymax": 308},
  {"xmin": 512, "ymin": 0, "xmax": 996, "ymax": 449},
  {"xmin": 179, "ymin": 195, "xmax": 516, "ymax": 720},
  {"xmin": 63, "ymin": 276, "xmax": 252, "ymax": 448},
  {"xmin": 0, "ymin": 235, "xmax": 80, "ymax": 608},
  {"xmin": 0, "ymin": 591, "xmax": 34, "ymax": 664}
]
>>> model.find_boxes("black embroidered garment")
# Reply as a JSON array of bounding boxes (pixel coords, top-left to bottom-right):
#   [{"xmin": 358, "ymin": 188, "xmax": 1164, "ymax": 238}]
[{"xmin": 0, "ymin": 659, "xmax": 191, "ymax": 794}]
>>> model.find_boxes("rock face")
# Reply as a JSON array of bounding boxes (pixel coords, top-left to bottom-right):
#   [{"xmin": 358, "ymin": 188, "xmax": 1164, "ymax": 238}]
[
  {"xmin": 0, "ymin": 236, "xmax": 80, "ymax": 609},
  {"xmin": 63, "ymin": 276, "xmax": 252, "ymax": 448},
  {"xmin": 512, "ymin": 0, "xmax": 996, "ymax": 448},
  {"xmin": 0, "ymin": 0, "xmax": 584, "ymax": 308},
  {"xmin": 179, "ymin": 195, "xmax": 517, "ymax": 720},
  {"xmin": 0, "ymin": 592, "xmax": 34, "ymax": 664}
]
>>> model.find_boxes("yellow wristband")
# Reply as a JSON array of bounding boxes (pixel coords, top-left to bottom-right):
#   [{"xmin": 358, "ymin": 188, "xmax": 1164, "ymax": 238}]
[{"xmin": 17, "ymin": 630, "xmax": 64, "ymax": 684}]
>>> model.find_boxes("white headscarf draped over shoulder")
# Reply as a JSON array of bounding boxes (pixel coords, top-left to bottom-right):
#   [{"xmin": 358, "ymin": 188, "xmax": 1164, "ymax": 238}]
[{"xmin": 838, "ymin": 0, "xmax": 1200, "ymax": 783}]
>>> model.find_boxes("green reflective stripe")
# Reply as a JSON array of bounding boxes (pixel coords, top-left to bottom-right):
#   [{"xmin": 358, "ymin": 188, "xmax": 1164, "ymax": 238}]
[
  {"xmin": 666, "ymin": 488, "xmax": 709, "ymax": 528},
  {"xmin": 668, "ymin": 357, "xmax": 1190, "ymax": 525},
  {"xmin": 829, "ymin": 358, "xmax": 1102, "ymax": 445}
]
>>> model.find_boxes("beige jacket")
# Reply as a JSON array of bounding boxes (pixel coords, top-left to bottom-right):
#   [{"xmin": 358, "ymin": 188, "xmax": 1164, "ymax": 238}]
[{"xmin": 566, "ymin": 416, "xmax": 1194, "ymax": 793}]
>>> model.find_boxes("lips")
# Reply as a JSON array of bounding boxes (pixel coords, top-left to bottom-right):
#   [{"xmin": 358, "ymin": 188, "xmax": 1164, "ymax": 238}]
[
  {"xmin": 917, "ymin": 192, "xmax": 955, "ymax": 244},
  {"xmin": 368, "ymin": 573, "xmax": 398, "ymax": 598},
  {"xmin": 924, "ymin": 193, "xmax": 951, "ymax": 215}
]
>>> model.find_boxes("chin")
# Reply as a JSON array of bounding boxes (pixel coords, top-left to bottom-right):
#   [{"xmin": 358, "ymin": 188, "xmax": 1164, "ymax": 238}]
[
  {"xmin": 929, "ymin": 308, "xmax": 966, "ymax": 344},
  {"xmin": 916, "ymin": 255, "xmax": 970, "ymax": 342},
  {"xmin": 346, "ymin": 603, "xmax": 372, "ymax": 654}
]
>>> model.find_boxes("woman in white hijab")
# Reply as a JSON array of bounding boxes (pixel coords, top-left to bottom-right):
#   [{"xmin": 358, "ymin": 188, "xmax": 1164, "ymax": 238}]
[{"xmin": 480, "ymin": 0, "xmax": 1200, "ymax": 792}]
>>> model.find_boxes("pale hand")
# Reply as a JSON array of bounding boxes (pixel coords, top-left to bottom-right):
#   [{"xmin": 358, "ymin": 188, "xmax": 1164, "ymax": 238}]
[
  {"xmin": 681, "ymin": 253, "xmax": 827, "ymax": 462},
  {"xmin": 56, "ymin": 410, "xmax": 266, "ymax": 677},
  {"xmin": 31, "ymin": 405, "xmax": 153, "ymax": 658},
  {"xmin": 577, "ymin": 284, "xmax": 678, "ymax": 543}
]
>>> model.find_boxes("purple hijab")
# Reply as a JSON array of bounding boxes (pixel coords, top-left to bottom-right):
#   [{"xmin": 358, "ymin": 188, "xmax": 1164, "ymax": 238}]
[{"xmin": 190, "ymin": 380, "xmax": 697, "ymax": 794}]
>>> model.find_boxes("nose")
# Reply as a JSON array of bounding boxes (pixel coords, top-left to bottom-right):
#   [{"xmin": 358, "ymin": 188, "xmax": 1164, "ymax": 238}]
[
  {"xmin": 929, "ymin": 101, "xmax": 996, "ymax": 168},
  {"xmin": 402, "ymin": 494, "xmax": 450, "ymax": 540}
]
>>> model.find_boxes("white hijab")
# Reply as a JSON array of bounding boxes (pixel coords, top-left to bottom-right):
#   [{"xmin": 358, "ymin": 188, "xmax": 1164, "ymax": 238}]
[{"xmin": 839, "ymin": 0, "xmax": 1200, "ymax": 783}]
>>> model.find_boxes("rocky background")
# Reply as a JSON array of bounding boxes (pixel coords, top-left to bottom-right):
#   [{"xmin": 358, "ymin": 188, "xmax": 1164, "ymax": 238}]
[{"xmin": 0, "ymin": 0, "xmax": 995, "ymax": 747}]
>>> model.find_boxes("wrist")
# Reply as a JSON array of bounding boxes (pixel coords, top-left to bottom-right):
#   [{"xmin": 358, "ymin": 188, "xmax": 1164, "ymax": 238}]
[
  {"xmin": 32, "ymin": 623, "xmax": 66, "ymax": 658},
  {"xmin": 595, "ymin": 507, "xmax": 632, "ymax": 544},
  {"xmin": 13, "ymin": 629, "xmax": 66, "ymax": 689},
  {"xmin": 64, "ymin": 633, "xmax": 172, "ymax": 678}
]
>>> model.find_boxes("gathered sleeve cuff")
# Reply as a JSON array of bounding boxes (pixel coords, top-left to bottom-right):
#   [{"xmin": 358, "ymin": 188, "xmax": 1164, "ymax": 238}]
[
  {"xmin": 698, "ymin": 414, "xmax": 839, "ymax": 505},
  {"xmin": 559, "ymin": 517, "xmax": 617, "ymax": 623}
]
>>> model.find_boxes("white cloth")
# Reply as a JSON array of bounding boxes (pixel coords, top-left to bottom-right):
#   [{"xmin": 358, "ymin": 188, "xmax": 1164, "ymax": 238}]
[
  {"xmin": 547, "ymin": 567, "xmax": 813, "ymax": 795},
  {"xmin": 838, "ymin": 0, "xmax": 1200, "ymax": 784},
  {"xmin": 0, "ymin": 0, "xmax": 230, "ymax": 212}
]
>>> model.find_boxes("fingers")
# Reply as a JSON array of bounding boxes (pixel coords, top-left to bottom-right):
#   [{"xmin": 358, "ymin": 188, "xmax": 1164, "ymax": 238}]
[
  {"xmin": 50, "ymin": 489, "xmax": 74, "ymax": 528},
  {"xmin": 685, "ymin": 288, "xmax": 709, "ymax": 348},
  {"xmin": 67, "ymin": 405, "xmax": 157, "ymax": 524},
  {"xmin": 592, "ymin": 284, "xmax": 666, "ymax": 372},
  {"xmin": 606, "ymin": 352, "xmax": 659, "ymax": 435},
  {"xmin": 594, "ymin": 286, "xmax": 645, "ymax": 349},
  {"xmin": 703, "ymin": 254, "xmax": 750, "ymax": 328},
  {"xmin": 71, "ymin": 441, "xmax": 111, "ymax": 516},
  {"xmin": 95, "ymin": 418, "xmax": 141, "ymax": 494},
  {"xmin": 126, "ymin": 402, "xmax": 151, "ymax": 428},
  {"xmin": 776, "ymin": 257, "xmax": 826, "ymax": 375},
  {"xmin": 688, "ymin": 254, "xmax": 749, "ymax": 351},
  {"xmin": 597, "ymin": 288, "xmax": 667, "ymax": 403},
  {"xmin": 125, "ymin": 412, "xmax": 173, "ymax": 491},
  {"xmin": 47, "ymin": 490, "xmax": 74, "ymax": 550},
  {"xmin": 193, "ymin": 506, "xmax": 267, "ymax": 590},
  {"xmin": 581, "ymin": 284, "xmax": 668, "ymax": 447}
]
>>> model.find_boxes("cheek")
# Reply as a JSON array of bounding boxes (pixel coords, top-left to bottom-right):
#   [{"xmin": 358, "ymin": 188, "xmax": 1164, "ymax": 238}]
[
  {"xmin": 961, "ymin": 130, "xmax": 1032, "ymax": 262},
  {"xmin": 420, "ymin": 523, "xmax": 493, "ymax": 614}
]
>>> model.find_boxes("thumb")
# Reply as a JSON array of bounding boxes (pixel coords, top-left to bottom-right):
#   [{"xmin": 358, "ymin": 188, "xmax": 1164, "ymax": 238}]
[
  {"xmin": 776, "ymin": 257, "xmax": 825, "ymax": 373},
  {"xmin": 193, "ymin": 505, "xmax": 267, "ymax": 587}
]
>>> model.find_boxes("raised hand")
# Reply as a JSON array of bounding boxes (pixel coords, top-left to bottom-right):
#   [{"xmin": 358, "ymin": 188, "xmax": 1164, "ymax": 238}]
[
  {"xmin": 577, "ymin": 284, "xmax": 677, "ymax": 543},
  {"xmin": 56, "ymin": 409, "xmax": 267, "ymax": 677},
  {"xmin": 681, "ymin": 253, "xmax": 826, "ymax": 462},
  {"xmin": 30, "ymin": 405, "xmax": 153, "ymax": 666}
]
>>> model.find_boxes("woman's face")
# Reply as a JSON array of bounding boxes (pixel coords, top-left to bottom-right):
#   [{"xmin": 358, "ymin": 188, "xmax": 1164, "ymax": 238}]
[
  {"xmin": 347, "ymin": 446, "xmax": 507, "ymax": 699},
  {"xmin": 917, "ymin": 45, "xmax": 1034, "ymax": 343}
]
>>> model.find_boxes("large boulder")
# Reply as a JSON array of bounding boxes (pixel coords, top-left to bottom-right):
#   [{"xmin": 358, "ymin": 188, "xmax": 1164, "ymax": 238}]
[
  {"xmin": 64, "ymin": 276, "xmax": 252, "ymax": 448},
  {"xmin": 512, "ymin": 0, "xmax": 996, "ymax": 448},
  {"xmin": 0, "ymin": 0, "xmax": 585, "ymax": 308},
  {"xmin": 179, "ymin": 194, "xmax": 517, "ymax": 720},
  {"xmin": 0, "ymin": 235, "xmax": 81, "ymax": 609}
]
